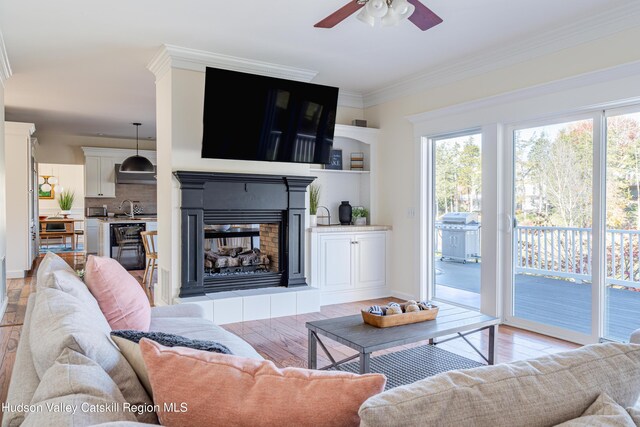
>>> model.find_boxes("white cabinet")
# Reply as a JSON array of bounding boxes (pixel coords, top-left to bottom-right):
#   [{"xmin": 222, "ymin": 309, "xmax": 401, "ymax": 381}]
[
  {"xmin": 311, "ymin": 229, "xmax": 389, "ymax": 305},
  {"xmin": 84, "ymin": 218, "xmax": 100, "ymax": 254},
  {"xmin": 84, "ymin": 156, "xmax": 115, "ymax": 198},
  {"xmin": 318, "ymin": 234, "xmax": 352, "ymax": 291}
]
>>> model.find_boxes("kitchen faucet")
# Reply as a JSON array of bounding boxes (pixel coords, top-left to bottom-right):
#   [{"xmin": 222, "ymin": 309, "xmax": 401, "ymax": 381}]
[
  {"xmin": 317, "ymin": 206, "xmax": 331, "ymax": 226},
  {"xmin": 118, "ymin": 199, "xmax": 136, "ymax": 218}
]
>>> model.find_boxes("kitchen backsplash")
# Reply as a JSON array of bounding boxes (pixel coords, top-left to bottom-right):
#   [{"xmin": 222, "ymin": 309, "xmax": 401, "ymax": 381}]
[{"xmin": 85, "ymin": 184, "xmax": 157, "ymax": 214}]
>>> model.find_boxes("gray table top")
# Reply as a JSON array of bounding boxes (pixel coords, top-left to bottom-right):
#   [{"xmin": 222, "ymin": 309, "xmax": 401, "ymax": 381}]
[{"xmin": 306, "ymin": 302, "xmax": 499, "ymax": 353}]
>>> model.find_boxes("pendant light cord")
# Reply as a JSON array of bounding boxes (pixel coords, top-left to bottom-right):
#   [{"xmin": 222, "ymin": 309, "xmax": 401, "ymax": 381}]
[{"xmin": 133, "ymin": 122, "xmax": 142, "ymax": 155}]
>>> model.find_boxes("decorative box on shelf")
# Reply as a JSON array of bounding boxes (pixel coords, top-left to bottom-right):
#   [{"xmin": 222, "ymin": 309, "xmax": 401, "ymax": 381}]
[{"xmin": 361, "ymin": 303, "xmax": 439, "ymax": 328}]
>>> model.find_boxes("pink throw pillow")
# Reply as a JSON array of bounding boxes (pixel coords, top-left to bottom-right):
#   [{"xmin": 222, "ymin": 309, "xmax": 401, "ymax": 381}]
[
  {"xmin": 84, "ymin": 255, "xmax": 150, "ymax": 331},
  {"xmin": 140, "ymin": 339, "xmax": 386, "ymax": 427}
]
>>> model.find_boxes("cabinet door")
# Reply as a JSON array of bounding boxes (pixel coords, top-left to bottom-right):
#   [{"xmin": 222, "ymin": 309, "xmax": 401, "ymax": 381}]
[
  {"xmin": 84, "ymin": 156, "xmax": 101, "ymax": 197},
  {"xmin": 354, "ymin": 232, "xmax": 386, "ymax": 289},
  {"xmin": 85, "ymin": 225, "xmax": 99, "ymax": 254},
  {"xmin": 318, "ymin": 234, "xmax": 353, "ymax": 291},
  {"xmin": 99, "ymin": 157, "xmax": 116, "ymax": 197}
]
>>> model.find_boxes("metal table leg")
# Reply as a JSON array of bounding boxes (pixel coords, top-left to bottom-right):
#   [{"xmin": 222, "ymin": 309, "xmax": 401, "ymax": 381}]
[
  {"xmin": 308, "ymin": 329, "xmax": 317, "ymax": 369},
  {"xmin": 488, "ymin": 325, "xmax": 495, "ymax": 365},
  {"xmin": 359, "ymin": 352, "xmax": 370, "ymax": 374}
]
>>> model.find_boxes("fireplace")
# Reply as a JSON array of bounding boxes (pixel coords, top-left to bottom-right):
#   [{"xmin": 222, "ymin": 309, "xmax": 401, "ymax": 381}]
[{"xmin": 174, "ymin": 172, "xmax": 315, "ymax": 296}]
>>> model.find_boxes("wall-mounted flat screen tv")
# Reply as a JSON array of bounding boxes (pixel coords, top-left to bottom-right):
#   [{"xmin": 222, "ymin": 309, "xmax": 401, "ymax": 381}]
[{"xmin": 201, "ymin": 67, "xmax": 339, "ymax": 164}]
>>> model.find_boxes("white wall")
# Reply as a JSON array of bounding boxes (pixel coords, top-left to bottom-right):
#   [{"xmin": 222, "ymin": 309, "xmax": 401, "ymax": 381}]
[
  {"xmin": 37, "ymin": 163, "xmax": 85, "ymax": 218},
  {"xmin": 0, "ymin": 62, "xmax": 6, "ymax": 315},
  {"xmin": 4, "ymin": 122, "xmax": 35, "ymax": 278},
  {"xmin": 364, "ymin": 26, "xmax": 640, "ymax": 301}
]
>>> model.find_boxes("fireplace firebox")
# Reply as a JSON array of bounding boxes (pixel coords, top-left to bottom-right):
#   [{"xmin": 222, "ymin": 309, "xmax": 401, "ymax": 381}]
[{"xmin": 174, "ymin": 172, "xmax": 315, "ymax": 296}]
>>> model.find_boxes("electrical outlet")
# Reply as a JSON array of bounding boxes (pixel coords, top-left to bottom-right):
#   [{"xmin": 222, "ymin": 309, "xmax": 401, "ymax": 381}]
[{"xmin": 407, "ymin": 207, "xmax": 416, "ymax": 218}]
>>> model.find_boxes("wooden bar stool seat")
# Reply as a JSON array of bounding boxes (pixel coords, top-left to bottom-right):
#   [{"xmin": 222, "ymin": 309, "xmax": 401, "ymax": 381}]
[{"xmin": 140, "ymin": 231, "xmax": 158, "ymax": 305}]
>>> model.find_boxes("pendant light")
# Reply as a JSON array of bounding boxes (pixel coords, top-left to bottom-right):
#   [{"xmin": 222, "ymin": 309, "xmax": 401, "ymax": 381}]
[{"xmin": 120, "ymin": 122, "xmax": 154, "ymax": 173}]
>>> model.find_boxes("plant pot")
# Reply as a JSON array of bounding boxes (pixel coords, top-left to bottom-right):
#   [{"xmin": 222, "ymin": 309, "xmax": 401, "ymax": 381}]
[
  {"xmin": 354, "ymin": 217, "xmax": 367, "ymax": 226},
  {"xmin": 60, "ymin": 210, "xmax": 71, "ymax": 218},
  {"xmin": 309, "ymin": 214, "xmax": 317, "ymax": 227}
]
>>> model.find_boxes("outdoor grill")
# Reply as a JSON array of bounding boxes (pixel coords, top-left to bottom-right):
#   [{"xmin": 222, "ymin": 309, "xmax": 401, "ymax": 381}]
[{"xmin": 436, "ymin": 212, "xmax": 481, "ymax": 263}]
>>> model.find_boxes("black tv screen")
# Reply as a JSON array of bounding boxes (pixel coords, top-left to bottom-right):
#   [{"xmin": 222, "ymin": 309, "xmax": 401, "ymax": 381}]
[{"xmin": 201, "ymin": 67, "xmax": 339, "ymax": 164}]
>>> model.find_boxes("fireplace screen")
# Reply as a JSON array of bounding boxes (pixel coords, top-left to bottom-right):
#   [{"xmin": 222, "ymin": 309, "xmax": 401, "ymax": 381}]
[{"xmin": 203, "ymin": 224, "xmax": 280, "ymax": 277}]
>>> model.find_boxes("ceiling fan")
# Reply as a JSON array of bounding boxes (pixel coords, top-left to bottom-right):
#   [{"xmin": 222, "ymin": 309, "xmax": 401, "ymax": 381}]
[{"xmin": 314, "ymin": 0, "xmax": 443, "ymax": 31}]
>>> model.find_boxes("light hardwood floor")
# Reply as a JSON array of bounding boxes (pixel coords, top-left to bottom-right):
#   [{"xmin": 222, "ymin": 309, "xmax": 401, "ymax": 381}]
[{"xmin": 0, "ymin": 252, "xmax": 580, "ymax": 408}]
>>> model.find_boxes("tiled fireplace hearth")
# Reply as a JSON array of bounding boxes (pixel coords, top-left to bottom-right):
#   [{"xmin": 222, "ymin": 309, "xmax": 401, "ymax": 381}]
[{"xmin": 174, "ymin": 171, "xmax": 315, "ymax": 297}]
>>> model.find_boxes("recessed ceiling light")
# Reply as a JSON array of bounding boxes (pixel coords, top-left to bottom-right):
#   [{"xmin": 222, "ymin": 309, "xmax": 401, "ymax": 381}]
[{"xmin": 97, "ymin": 133, "xmax": 104, "ymax": 136}]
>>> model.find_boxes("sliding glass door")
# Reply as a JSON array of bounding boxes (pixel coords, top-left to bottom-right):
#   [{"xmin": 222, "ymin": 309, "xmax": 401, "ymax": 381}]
[
  {"xmin": 604, "ymin": 109, "xmax": 640, "ymax": 341},
  {"xmin": 506, "ymin": 107, "xmax": 640, "ymax": 343},
  {"xmin": 432, "ymin": 132, "xmax": 482, "ymax": 309},
  {"xmin": 511, "ymin": 118, "xmax": 594, "ymax": 336}
]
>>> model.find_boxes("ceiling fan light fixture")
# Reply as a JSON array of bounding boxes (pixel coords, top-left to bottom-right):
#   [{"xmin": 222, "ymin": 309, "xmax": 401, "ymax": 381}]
[
  {"xmin": 391, "ymin": 0, "xmax": 415, "ymax": 18},
  {"xmin": 357, "ymin": 8, "xmax": 376, "ymax": 26},
  {"xmin": 365, "ymin": 0, "xmax": 388, "ymax": 18},
  {"xmin": 120, "ymin": 123, "xmax": 155, "ymax": 173}
]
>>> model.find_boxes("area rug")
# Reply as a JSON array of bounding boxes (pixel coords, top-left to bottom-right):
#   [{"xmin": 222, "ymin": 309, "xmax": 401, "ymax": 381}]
[{"xmin": 331, "ymin": 345, "xmax": 484, "ymax": 390}]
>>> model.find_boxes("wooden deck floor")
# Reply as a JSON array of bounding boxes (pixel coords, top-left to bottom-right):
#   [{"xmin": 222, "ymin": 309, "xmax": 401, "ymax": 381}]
[
  {"xmin": 0, "ymin": 252, "xmax": 580, "ymax": 415},
  {"xmin": 437, "ymin": 259, "xmax": 640, "ymax": 341}
]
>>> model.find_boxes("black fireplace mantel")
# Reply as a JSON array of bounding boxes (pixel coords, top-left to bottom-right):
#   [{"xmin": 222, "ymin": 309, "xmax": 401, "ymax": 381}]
[{"xmin": 174, "ymin": 171, "xmax": 315, "ymax": 297}]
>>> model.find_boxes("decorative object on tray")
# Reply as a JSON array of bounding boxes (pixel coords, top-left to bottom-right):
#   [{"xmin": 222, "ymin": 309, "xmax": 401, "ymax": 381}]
[
  {"xmin": 350, "ymin": 152, "xmax": 364, "ymax": 170},
  {"xmin": 309, "ymin": 184, "xmax": 320, "ymax": 227},
  {"xmin": 362, "ymin": 300, "xmax": 439, "ymax": 328},
  {"xmin": 339, "ymin": 201, "xmax": 352, "ymax": 225},
  {"xmin": 352, "ymin": 206, "xmax": 368, "ymax": 226},
  {"xmin": 325, "ymin": 148, "xmax": 343, "ymax": 170}
]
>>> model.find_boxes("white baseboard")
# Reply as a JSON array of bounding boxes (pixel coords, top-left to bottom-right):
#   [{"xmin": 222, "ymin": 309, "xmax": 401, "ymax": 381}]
[
  {"xmin": 319, "ymin": 287, "xmax": 391, "ymax": 306},
  {"xmin": 6, "ymin": 270, "xmax": 25, "ymax": 279},
  {"xmin": 389, "ymin": 290, "xmax": 420, "ymax": 301}
]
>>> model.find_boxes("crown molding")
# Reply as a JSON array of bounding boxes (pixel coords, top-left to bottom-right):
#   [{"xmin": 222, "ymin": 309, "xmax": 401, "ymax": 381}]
[
  {"xmin": 337, "ymin": 90, "xmax": 364, "ymax": 109},
  {"xmin": 147, "ymin": 44, "xmax": 318, "ymax": 83},
  {"xmin": 0, "ymin": 29, "xmax": 12, "ymax": 87},
  {"xmin": 5, "ymin": 121, "xmax": 35, "ymax": 136},
  {"xmin": 364, "ymin": 2, "xmax": 640, "ymax": 108},
  {"xmin": 407, "ymin": 60, "xmax": 640, "ymax": 124}
]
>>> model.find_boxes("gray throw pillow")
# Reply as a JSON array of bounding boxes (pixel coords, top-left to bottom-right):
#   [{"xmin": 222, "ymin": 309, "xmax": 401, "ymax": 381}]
[
  {"xmin": 111, "ymin": 330, "xmax": 232, "ymax": 397},
  {"xmin": 111, "ymin": 330, "xmax": 232, "ymax": 354}
]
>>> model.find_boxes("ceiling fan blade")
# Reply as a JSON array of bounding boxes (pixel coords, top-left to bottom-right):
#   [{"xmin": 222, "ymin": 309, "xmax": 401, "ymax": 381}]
[
  {"xmin": 314, "ymin": 1, "xmax": 365, "ymax": 28},
  {"xmin": 407, "ymin": 0, "xmax": 443, "ymax": 31}
]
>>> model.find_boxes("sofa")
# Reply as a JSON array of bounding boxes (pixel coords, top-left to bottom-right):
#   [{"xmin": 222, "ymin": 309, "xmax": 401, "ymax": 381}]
[{"xmin": 5, "ymin": 252, "xmax": 640, "ymax": 426}]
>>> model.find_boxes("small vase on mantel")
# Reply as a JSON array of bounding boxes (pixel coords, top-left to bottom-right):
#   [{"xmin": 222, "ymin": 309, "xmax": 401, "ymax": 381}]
[
  {"xmin": 309, "ymin": 214, "xmax": 317, "ymax": 227},
  {"xmin": 339, "ymin": 201, "xmax": 352, "ymax": 225}
]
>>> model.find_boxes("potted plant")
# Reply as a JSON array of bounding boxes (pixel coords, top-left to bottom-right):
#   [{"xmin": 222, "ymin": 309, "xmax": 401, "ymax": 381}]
[
  {"xmin": 352, "ymin": 206, "xmax": 368, "ymax": 226},
  {"xmin": 309, "ymin": 185, "xmax": 320, "ymax": 227},
  {"xmin": 58, "ymin": 190, "xmax": 75, "ymax": 218}
]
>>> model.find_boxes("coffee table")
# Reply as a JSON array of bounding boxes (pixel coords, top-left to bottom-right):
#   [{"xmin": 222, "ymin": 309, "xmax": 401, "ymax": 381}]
[{"xmin": 306, "ymin": 302, "xmax": 499, "ymax": 374}]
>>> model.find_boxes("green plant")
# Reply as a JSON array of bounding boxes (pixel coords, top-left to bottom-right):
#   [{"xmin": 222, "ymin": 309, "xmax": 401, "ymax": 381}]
[
  {"xmin": 58, "ymin": 190, "xmax": 75, "ymax": 211},
  {"xmin": 309, "ymin": 185, "xmax": 320, "ymax": 215},
  {"xmin": 352, "ymin": 207, "xmax": 369, "ymax": 218}
]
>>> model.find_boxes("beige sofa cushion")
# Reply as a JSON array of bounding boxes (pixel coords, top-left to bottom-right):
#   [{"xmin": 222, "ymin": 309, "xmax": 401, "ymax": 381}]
[
  {"xmin": 556, "ymin": 393, "xmax": 635, "ymax": 426},
  {"xmin": 22, "ymin": 349, "xmax": 138, "ymax": 426},
  {"xmin": 359, "ymin": 343, "xmax": 640, "ymax": 427},
  {"xmin": 46, "ymin": 269, "xmax": 102, "ymax": 311},
  {"xmin": 29, "ymin": 288, "xmax": 157, "ymax": 424},
  {"xmin": 36, "ymin": 251, "xmax": 75, "ymax": 288}
]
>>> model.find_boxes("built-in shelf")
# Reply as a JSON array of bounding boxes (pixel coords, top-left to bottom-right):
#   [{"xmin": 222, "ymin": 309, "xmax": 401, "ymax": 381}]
[{"xmin": 310, "ymin": 168, "xmax": 370, "ymax": 175}]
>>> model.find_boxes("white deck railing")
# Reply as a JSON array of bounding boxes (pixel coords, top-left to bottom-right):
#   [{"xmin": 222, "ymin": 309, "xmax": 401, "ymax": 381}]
[{"xmin": 515, "ymin": 226, "xmax": 640, "ymax": 288}]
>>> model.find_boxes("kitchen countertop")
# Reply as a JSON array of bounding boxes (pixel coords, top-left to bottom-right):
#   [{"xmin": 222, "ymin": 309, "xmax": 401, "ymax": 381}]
[
  {"xmin": 98, "ymin": 217, "xmax": 158, "ymax": 223},
  {"xmin": 308, "ymin": 225, "xmax": 391, "ymax": 232}
]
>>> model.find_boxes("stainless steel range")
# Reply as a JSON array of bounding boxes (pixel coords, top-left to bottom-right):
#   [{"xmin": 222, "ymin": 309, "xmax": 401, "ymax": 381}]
[{"xmin": 435, "ymin": 212, "xmax": 481, "ymax": 263}]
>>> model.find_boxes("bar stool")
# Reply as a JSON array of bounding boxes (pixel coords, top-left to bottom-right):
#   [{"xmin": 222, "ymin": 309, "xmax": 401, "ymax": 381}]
[{"xmin": 140, "ymin": 231, "xmax": 158, "ymax": 304}]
